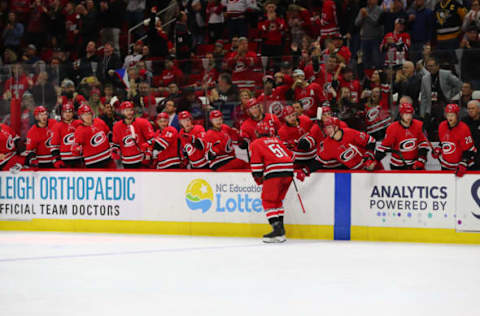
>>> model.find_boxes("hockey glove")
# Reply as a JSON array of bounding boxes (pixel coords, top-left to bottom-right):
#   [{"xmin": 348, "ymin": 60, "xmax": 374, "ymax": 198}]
[
  {"xmin": 295, "ymin": 169, "xmax": 307, "ymax": 182},
  {"xmin": 9, "ymin": 163, "xmax": 22, "ymax": 174},
  {"xmin": 238, "ymin": 138, "xmax": 249, "ymax": 150},
  {"xmin": 363, "ymin": 159, "xmax": 378, "ymax": 172},
  {"xmin": 194, "ymin": 137, "xmax": 204, "ymax": 150},
  {"xmin": 111, "ymin": 147, "xmax": 121, "ymax": 160},
  {"xmin": 456, "ymin": 162, "xmax": 467, "ymax": 178},
  {"xmin": 432, "ymin": 147, "xmax": 442, "ymax": 160},
  {"xmin": 411, "ymin": 160, "xmax": 425, "ymax": 170},
  {"xmin": 54, "ymin": 160, "xmax": 65, "ymax": 169},
  {"xmin": 297, "ymin": 137, "xmax": 311, "ymax": 151},
  {"xmin": 207, "ymin": 151, "xmax": 216, "ymax": 161},
  {"xmin": 254, "ymin": 176, "xmax": 263, "ymax": 186}
]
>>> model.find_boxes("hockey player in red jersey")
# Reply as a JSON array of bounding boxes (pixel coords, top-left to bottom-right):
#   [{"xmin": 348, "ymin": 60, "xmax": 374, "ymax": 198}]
[
  {"xmin": 290, "ymin": 69, "xmax": 326, "ymax": 118},
  {"xmin": 205, "ymin": 110, "xmax": 249, "ymax": 171},
  {"xmin": 24, "ymin": 106, "xmax": 57, "ymax": 168},
  {"xmin": 240, "ymin": 98, "xmax": 281, "ymax": 145},
  {"xmin": 152, "ymin": 112, "xmax": 181, "ymax": 169},
  {"xmin": 0, "ymin": 123, "xmax": 23, "ymax": 171},
  {"xmin": 432, "ymin": 104, "xmax": 477, "ymax": 177},
  {"xmin": 278, "ymin": 105, "xmax": 316, "ymax": 166},
  {"xmin": 250, "ymin": 121, "xmax": 294, "ymax": 243},
  {"xmin": 375, "ymin": 103, "xmax": 429, "ymax": 170},
  {"xmin": 73, "ymin": 104, "xmax": 114, "ymax": 169},
  {"xmin": 112, "ymin": 101, "xmax": 155, "ymax": 169},
  {"xmin": 178, "ymin": 111, "xmax": 208, "ymax": 169},
  {"xmin": 51, "ymin": 102, "xmax": 82, "ymax": 168}
]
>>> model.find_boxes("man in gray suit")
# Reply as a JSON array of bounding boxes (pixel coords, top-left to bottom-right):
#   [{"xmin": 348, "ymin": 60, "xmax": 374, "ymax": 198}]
[{"xmin": 420, "ymin": 57, "xmax": 462, "ymax": 140}]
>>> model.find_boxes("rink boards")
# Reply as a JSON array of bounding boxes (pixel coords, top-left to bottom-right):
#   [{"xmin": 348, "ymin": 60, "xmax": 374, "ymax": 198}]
[{"xmin": 1, "ymin": 170, "xmax": 480, "ymax": 244}]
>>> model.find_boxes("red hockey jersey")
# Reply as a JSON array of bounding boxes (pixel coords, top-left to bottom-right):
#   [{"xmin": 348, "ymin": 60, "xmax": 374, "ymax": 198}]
[
  {"xmin": 258, "ymin": 17, "xmax": 286, "ymax": 46},
  {"xmin": 377, "ymin": 119, "xmax": 428, "ymax": 167},
  {"xmin": 321, "ymin": 128, "xmax": 375, "ymax": 169},
  {"xmin": 0, "ymin": 123, "xmax": 19, "ymax": 166},
  {"xmin": 294, "ymin": 82, "xmax": 326, "ymax": 118},
  {"xmin": 278, "ymin": 116, "xmax": 316, "ymax": 161},
  {"xmin": 112, "ymin": 118, "xmax": 155, "ymax": 165},
  {"xmin": 381, "ymin": 32, "xmax": 411, "ymax": 66},
  {"xmin": 240, "ymin": 114, "xmax": 281, "ymax": 142},
  {"xmin": 74, "ymin": 118, "xmax": 111, "ymax": 166},
  {"xmin": 153, "ymin": 126, "xmax": 180, "ymax": 169},
  {"xmin": 256, "ymin": 86, "xmax": 289, "ymax": 117},
  {"xmin": 51, "ymin": 119, "xmax": 82, "ymax": 161},
  {"xmin": 204, "ymin": 124, "xmax": 240, "ymax": 169},
  {"xmin": 320, "ymin": 0, "xmax": 339, "ymax": 38},
  {"xmin": 179, "ymin": 125, "xmax": 208, "ymax": 169},
  {"xmin": 364, "ymin": 103, "xmax": 391, "ymax": 135},
  {"xmin": 438, "ymin": 121, "xmax": 477, "ymax": 169},
  {"xmin": 25, "ymin": 119, "xmax": 57, "ymax": 164},
  {"xmin": 250, "ymin": 137, "xmax": 294, "ymax": 180}
]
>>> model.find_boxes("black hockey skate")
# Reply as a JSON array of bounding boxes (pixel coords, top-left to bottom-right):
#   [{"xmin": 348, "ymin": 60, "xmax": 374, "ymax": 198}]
[{"xmin": 263, "ymin": 219, "xmax": 286, "ymax": 243}]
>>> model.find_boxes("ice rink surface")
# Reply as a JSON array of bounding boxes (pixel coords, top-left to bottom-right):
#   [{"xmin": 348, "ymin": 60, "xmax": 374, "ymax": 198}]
[{"xmin": 0, "ymin": 232, "xmax": 479, "ymax": 316}]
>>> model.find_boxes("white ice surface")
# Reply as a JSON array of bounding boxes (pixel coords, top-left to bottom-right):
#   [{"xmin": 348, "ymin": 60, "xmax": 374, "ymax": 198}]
[{"xmin": 0, "ymin": 232, "xmax": 479, "ymax": 316}]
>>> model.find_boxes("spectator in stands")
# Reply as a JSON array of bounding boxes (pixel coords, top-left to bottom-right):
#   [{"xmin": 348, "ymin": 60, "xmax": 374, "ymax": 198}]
[
  {"xmin": 232, "ymin": 88, "xmax": 253, "ymax": 129},
  {"xmin": 176, "ymin": 87, "xmax": 205, "ymax": 125},
  {"xmin": 223, "ymin": 0, "xmax": 251, "ymax": 38},
  {"xmin": 99, "ymin": 0, "xmax": 124, "ymax": 55},
  {"xmin": 212, "ymin": 40, "xmax": 225, "ymax": 71},
  {"xmin": 355, "ymin": 0, "xmax": 384, "ymax": 69},
  {"xmin": 46, "ymin": 0, "xmax": 66, "ymax": 49},
  {"xmin": 209, "ymin": 73, "xmax": 239, "ymax": 120},
  {"xmin": 163, "ymin": 99, "xmax": 180, "ymax": 131},
  {"xmin": 124, "ymin": 40, "xmax": 144, "ymax": 69},
  {"xmin": 59, "ymin": 78, "xmax": 86, "ymax": 110},
  {"xmin": 433, "ymin": 0, "xmax": 466, "ymax": 50},
  {"xmin": 462, "ymin": 0, "xmax": 480, "ymax": 31},
  {"xmin": 31, "ymin": 71, "xmax": 57, "ymax": 111},
  {"xmin": 74, "ymin": 41, "xmax": 99, "ymax": 82},
  {"xmin": 326, "ymin": 33, "xmax": 352, "ymax": 65},
  {"xmin": 3, "ymin": 64, "xmax": 33, "ymax": 100},
  {"xmin": 460, "ymin": 25, "xmax": 480, "ymax": 89},
  {"xmin": 175, "ymin": 11, "xmax": 194, "ymax": 72},
  {"xmin": 383, "ymin": 0, "xmax": 408, "ymax": 34},
  {"xmin": 21, "ymin": 44, "xmax": 40, "ymax": 64},
  {"xmin": 2, "ymin": 12, "xmax": 24, "ymax": 51},
  {"xmin": 393, "ymin": 60, "xmax": 421, "ymax": 112},
  {"xmin": 157, "ymin": 58, "xmax": 184, "ymax": 87},
  {"xmin": 126, "ymin": 0, "xmax": 146, "ymax": 39},
  {"xmin": 206, "ymin": 0, "xmax": 224, "ymax": 43},
  {"xmin": 64, "ymin": 1, "xmax": 81, "ymax": 58},
  {"xmin": 25, "ymin": 0, "xmax": 48, "ymax": 50},
  {"xmin": 464, "ymin": 100, "xmax": 480, "ymax": 169},
  {"xmin": 456, "ymin": 82, "xmax": 474, "ymax": 119},
  {"xmin": 408, "ymin": 0, "xmax": 434, "ymax": 60},
  {"xmin": 420, "ymin": 57, "xmax": 463, "ymax": 140},
  {"xmin": 226, "ymin": 37, "xmax": 259, "ymax": 90},
  {"xmin": 2, "ymin": 48, "xmax": 18, "ymax": 65},
  {"xmin": 258, "ymin": 1, "xmax": 286, "ymax": 59},
  {"xmin": 99, "ymin": 102, "xmax": 121, "ymax": 131},
  {"xmin": 79, "ymin": 1, "xmax": 98, "ymax": 49},
  {"xmin": 136, "ymin": 81, "xmax": 157, "ymax": 120},
  {"xmin": 159, "ymin": 83, "xmax": 182, "ymax": 107},
  {"xmin": 147, "ymin": 6, "xmax": 169, "ymax": 58},
  {"xmin": 98, "ymin": 42, "xmax": 122, "ymax": 86},
  {"xmin": 190, "ymin": 0, "xmax": 207, "ymax": 46}
]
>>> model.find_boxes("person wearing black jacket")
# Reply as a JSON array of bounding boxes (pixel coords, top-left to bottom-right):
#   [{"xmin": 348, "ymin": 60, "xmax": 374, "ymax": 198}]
[
  {"xmin": 393, "ymin": 61, "xmax": 421, "ymax": 112},
  {"xmin": 147, "ymin": 6, "xmax": 169, "ymax": 58},
  {"xmin": 463, "ymin": 100, "xmax": 480, "ymax": 170},
  {"xmin": 98, "ymin": 42, "xmax": 122, "ymax": 86}
]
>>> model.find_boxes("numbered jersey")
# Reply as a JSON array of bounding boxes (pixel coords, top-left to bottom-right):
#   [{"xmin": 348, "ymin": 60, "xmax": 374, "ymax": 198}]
[
  {"xmin": 52, "ymin": 119, "xmax": 82, "ymax": 161},
  {"xmin": 179, "ymin": 125, "xmax": 208, "ymax": 168},
  {"xmin": 204, "ymin": 124, "xmax": 239, "ymax": 169},
  {"xmin": 250, "ymin": 137, "xmax": 294, "ymax": 180},
  {"xmin": 153, "ymin": 126, "xmax": 180, "ymax": 169},
  {"xmin": 113, "ymin": 118, "xmax": 155, "ymax": 165},
  {"xmin": 74, "ymin": 118, "xmax": 111, "ymax": 166},
  {"xmin": 25, "ymin": 119, "xmax": 57, "ymax": 164},
  {"xmin": 377, "ymin": 119, "xmax": 428, "ymax": 167},
  {"xmin": 278, "ymin": 116, "xmax": 316, "ymax": 161},
  {"xmin": 240, "ymin": 114, "xmax": 281, "ymax": 142},
  {"xmin": 438, "ymin": 120, "xmax": 477, "ymax": 169},
  {"xmin": 0, "ymin": 123, "xmax": 19, "ymax": 166}
]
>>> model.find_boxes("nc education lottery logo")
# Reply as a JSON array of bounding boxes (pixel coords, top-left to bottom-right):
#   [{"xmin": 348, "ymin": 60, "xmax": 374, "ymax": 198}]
[
  {"xmin": 185, "ymin": 179, "xmax": 213, "ymax": 213},
  {"xmin": 184, "ymin": 178, "xmax": 263, "ymax": 213}
]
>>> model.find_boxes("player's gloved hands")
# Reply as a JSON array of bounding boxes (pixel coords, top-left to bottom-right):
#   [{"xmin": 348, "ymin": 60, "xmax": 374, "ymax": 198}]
[
  {"xmin": 140, "ymin": 142, "xmax": 150, "ymax": 153},
  {"xmin": 194, "ymin": 137, "xmax": 204, "ymax": 150},
  {"xmin": 254, "ymin": 176, "xmax": 263, "ymax": 186},
  {"xmin": 363, "ymin": 159, "xmax": 378, "ymax": 172},
  {"xmin": 238, "ymin": 137, "xmax": 249, "ymax": 150},
  {"xmin": 9, "ymin": 163, "xmax": 22, "ymax": 174},
  {"xmin": 111, "ymin": 147, "xmax": 121, "ymax": 160},
  {"xmin": 411, "ymin": 160, "xmax": 425, "ymax": 170},
  {"xmin": 54, "ymin": 160, "xmax": 65, "ymax": 168},
  {"xmin": 297, "ymin": 137, "xmax": 311, "ymax": 151},
  {"xmin": 296, "ymin": 169, "xmax": 307, "ymax": 182},
  {"xmin": 456, "ymin": 162, "xmax": 467, "ymax": 177},
  {"xmin": 29, "ymin": 160, "xmax": 39, "ymax": 171},
  {"xmin": 432, "ymin": 147, "xmax": 442, "ymax": 159},
  {"xmin": 207, "ymin": 150, "xmax": 216, "ymax": 161},
  {"xmin": 71, "ymin": 144, "xmax": 82, "ymax": 156}
]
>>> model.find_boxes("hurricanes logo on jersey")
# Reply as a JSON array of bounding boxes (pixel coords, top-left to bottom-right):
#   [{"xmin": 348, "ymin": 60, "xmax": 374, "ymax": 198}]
[
  {"xmin": 45, "ymin": 136, "xmax": 54, "ymax": 149},
  {"xmin": 366, "ymin": 106, "xmax": 380, "ymax": 122},
  {"xmin": 90, "ymin": 132, "xmax": 106, "ymax": 147},
  {"xmin": 122, "ymin": 135, "xmax": 136, "ymax": 147},
  {"xmin": 399, "ymin": 138, "xmax": 417, "ymax": 152},
  {"xmin": 63, "ymin": 133, "xmax": 75, "ymax": 146},
  {"xmin": 269, "ymin": 101, "xmax": 284, "ymax": 117},
  {"xmin": 300, "ymin": 97, "xmax": 314, "ymax": 110},
  {"xmin": 340, "ymin": 145, "xmax": 359, "ymax": 162},
  {"xmin": 442, "ymin": 142, "xmax": 456, "ymax": 155},
  {"xmin": 5, "ymin": 135, "xmax": 14, "ymax": 150}
]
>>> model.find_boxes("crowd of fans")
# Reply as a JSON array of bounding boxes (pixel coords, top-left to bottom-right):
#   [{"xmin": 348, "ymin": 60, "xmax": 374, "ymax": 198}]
[{"xmin": 1, "ymin": 0, "xmax": 480, "ymax": 173}]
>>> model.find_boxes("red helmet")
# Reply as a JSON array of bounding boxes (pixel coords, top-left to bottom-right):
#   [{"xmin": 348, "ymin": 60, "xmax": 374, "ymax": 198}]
[
  {"xmin": 322, "ymin": 116, "xmax": 340, "ymax": 128},
  {"xmin": 255, "ymin": 121, "xmax": 272, "ymax": 137},
  {"xmin": 445, "ymin": 103, "xmax": 460, "ymax": 114},
  {"xmin": 156, "ymin": 112, "xmax": 169, "ymax": 121},
  {"xmin": 245, "ymin": 98, "xmax": 258, "ymax": 110},
  {"xmin": 282, "ymin": 105, "xmax": 295, "ymax": 118},
  {"xmin": 78, "ymin": 104, "xmax": 93, "ymax": 116},
  {"xmin": 120, "ymin": 101, "xmax": 134, "ymax": 111},
  {"xmin": 62, "ymin": 102, "xmax": 74, "ymax": 112},
  {"xmin": 399, "ymin": 102, "xmax": 414, "ymax": 114},
  {"xmin": 34, "ymin": 106, "xmax": 47, "ymax": 117},
  {"xmin": 209, "ymin": 110, "xmax": 223, "ymax": 120},
  {"xmin": 178, "ymin": 111, "xmax": 192, "ymax": 120}
]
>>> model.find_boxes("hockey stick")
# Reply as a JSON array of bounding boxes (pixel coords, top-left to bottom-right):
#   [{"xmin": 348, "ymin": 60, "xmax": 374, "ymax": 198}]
[{"xmin": 292, "ymin": 178, "xmax": 306, "ymax": 214}]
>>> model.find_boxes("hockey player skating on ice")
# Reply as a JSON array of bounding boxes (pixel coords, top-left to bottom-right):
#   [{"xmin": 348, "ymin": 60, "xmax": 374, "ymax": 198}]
[
  {"xmin": 250, "ymin": 121, "xmax": 294, "ymax": 243},
  {"xmin": 374, "ymin": 102, "xmax": 429, "ymax": 170},
  {"xmin": 433, "ymin": 103, "xmax": 477, "ymax": 177}
]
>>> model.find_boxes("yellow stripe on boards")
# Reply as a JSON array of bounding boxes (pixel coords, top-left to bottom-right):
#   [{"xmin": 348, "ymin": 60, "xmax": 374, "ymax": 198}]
[
  {"xmin": 351, "ymin": 226, "xmax": 480, "ymax": 244},
  {"xmin": 0, "ymin": 219, "xmax": 334, "ymax": 240}
]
